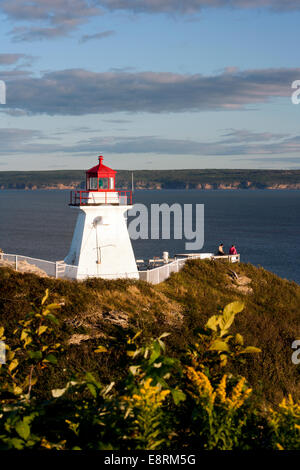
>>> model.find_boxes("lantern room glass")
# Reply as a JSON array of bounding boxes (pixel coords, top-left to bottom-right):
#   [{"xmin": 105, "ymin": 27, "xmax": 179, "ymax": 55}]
[
  {"xmin": 88, "ymin": 177, "xmax": 98, "ymax": 190},
  {"xmin": 87, "ymin": 176, "xmax": 115, "ymax": 191}
]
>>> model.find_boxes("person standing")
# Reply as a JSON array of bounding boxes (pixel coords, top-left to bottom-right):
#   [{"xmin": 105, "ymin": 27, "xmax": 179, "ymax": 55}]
[
  {"xmin": 229, "ymin": 245, "xmax": 237, "ymax": 255},
  {"xmin": 218, "ymin": 243, "xmax": 225, "ymax": 255}
]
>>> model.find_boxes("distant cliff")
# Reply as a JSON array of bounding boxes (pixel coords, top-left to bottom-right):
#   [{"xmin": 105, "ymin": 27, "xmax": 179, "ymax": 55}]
[{"xmin": 1, "ymin": 169, "xmax": 300, "ymax": 190}]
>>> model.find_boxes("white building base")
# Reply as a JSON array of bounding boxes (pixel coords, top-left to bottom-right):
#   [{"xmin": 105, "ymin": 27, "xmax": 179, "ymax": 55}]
[{"xmin": 64, "ymin": 205, "xmax": 139, "ymax": 280}]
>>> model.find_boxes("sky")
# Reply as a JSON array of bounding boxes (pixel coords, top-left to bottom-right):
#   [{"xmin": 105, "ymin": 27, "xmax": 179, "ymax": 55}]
[{"xmin": 1, "ymin": 0, "xmax": 300, "ymax": 171}]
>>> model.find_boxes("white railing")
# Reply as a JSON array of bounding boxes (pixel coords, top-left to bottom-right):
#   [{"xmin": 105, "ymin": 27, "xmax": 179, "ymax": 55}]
[
  {"xmin": 139, "ymin": 253, "xmax": 240, "ymax": 285},
  {"xmin": 139, "ymin": 258, "xmax": 186, "ymax": 284},
  {"xmin": 0, "ymin": 252, "xmax": 240, "ymax": 284},
  {"xmin": 0, "ymin": 253, "xmax": 78, "ymax": 280}
]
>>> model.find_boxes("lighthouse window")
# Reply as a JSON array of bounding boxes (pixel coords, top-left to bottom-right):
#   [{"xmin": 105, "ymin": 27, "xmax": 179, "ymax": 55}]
[
  {"xmin": 89, "ymin": 177, "xmax": 98, "ymax": 190},
  {"xmin": 98, "ymin": 178, "xmax": 109, "ymax": 189},
  {"xmin": 109, "ymin": 177, "xmax": 114, "ymax": 189}
]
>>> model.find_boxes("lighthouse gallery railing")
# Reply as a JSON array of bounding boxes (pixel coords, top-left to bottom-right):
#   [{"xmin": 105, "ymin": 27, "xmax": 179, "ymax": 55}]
[{"xmin": 69, "ymin": 190, "xmax": 132, "ymax": 206}]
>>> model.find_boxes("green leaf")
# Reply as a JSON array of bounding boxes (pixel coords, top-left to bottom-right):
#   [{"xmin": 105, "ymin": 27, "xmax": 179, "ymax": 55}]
[
  {"xmin": 85, "ymin": 372, "xmax": 101, "ymax": 388},
  {"xmin": 220, "ymin": 313, "xmax": 235, "ymax": 333},
  {"xmin": 240, "ymin": 346, "xmax": 261, "ymax": 354},
  {"xmin": 94, "ymin": 345, "xmax": 108, "ymax": 353},
  {"xmin": 44, "ymin": 303, "xmax": 60, "ymax": 311},
  {"xmin": 12, "ymin": 384, "xmax": 23, "ymax": 395},
  {"xmin": 235, "ymin": 333, "xmax": 244, "ymax": 345},
  {"xmin": 45, "ymin": 314, "xmax": 59, "ymax": 325},
  {"xmin": 27, "ymin": 350, "xmax": 43, "ymax": 360},
  {"xmin": 37, "ymin": 325, "xmax": 48, "ymax": 336},
  {"xmin": 41, "ymin": 289, "xmax": 49, "ymax": 305},
  {"xmin": 149, "ymin": 340, "xmax": 161, "ymax": 365},
  {"xmin": 8, "ymin": 359, "xmax": 18, "ymax": 372},
  {"xmin": 87, "ymin": 383, "xmax": 97, "ymax": 398},
  {"xmin": 209, "ymin": 340, "xmax": 230, "ymax": 352},
  {"xmin": 205, "ymin": 315, "xmax": 218, "ymax": 331},
  {"xmin": 171, "ymin": 389, "xmax": 186, "ymax": 405},
  {"xmin": 223, "ymin": 301, "xmax": 244, "ymax": 316},
  {"xmin": 16, "ymin": 420, "xmax": 30, "ymax": 440},
  {"xmin": 44, "ymin": 353, "xmax": 57, "ymax": 364},
  {"xmin": 10, "ymin": 438, "xmax": 24, "ymax": 449},
  {"xmin": 20, "ymin": 330, "xmax": 28, "ymax": 341},
  {"xmin": 159, "ymin": 332, "xmax": 170, "ymax": 339}
]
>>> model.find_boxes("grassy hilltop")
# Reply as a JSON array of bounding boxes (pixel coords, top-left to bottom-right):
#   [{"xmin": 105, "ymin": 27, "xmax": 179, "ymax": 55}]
[
  {"xmin": 1, "ymin": 259, "xmax": 300, "ymax": 450},
  {"xmin": 1, "ymin": 259, "xmax": 299, "ymax": 403}
]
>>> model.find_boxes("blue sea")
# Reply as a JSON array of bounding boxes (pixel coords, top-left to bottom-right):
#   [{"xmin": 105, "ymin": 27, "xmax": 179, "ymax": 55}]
[{"xmin": 0, "ymin": 189, "xmax": 299, "ymax": 283}]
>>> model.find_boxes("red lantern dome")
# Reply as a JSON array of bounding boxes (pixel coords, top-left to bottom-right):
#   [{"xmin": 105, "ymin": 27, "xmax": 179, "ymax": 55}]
[{"xmin": 86, "ymin": 155, "xmax": 116, "ymax": 191}]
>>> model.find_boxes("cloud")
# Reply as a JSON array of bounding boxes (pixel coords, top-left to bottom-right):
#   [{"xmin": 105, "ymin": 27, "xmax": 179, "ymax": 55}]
[
  {"xmin": 1, "ymin": 1, "xmax": 300, "ymax": 42},
  {"xmin": 1, "ymin": 0, "xmax": 102, "ymax": 41},
  {"xmin": 98, "ymin": 0, "xmax": 300, "ymax": 13},
  {"xmin": 219, "ymin": 129, "xmax": 289, "ymax": 143},
  {"xmin": 72, "ymin": 133, "xmax": 296, "ymax": 156},
  {"xmin": 1, "ymin": 126, "xmax": 300, "ymax": 161},
  {"xmin": 2, "ymin": 67, "xmax": 299, "ymax": 116},
  {"xmin": 9, "ymin": 26, "xmax": 73, "ymax": 42},
  {"xmin": 79, "ymin": 30, "xmax": 115, "ymax": 43},
  {"xmin": 0, "ymin": 128, "xmax": 43, "ymax": 152},
  {"xmin": 0, "ymin": 53, "xmax": 33, "ymax": 66}
]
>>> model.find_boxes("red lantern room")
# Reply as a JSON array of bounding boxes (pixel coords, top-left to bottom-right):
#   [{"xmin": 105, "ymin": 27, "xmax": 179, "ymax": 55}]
[
  {"xmin": 69, "ymin": 155, "xmax": 132, "ymax": 206},
  {"xmin": 86, "ymin": 156, "xmax": 116, "ymax": 191}
]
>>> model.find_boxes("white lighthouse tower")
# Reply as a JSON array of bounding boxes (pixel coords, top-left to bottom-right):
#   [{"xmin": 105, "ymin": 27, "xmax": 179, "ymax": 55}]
[{"xmin": 64, "ymin": 156, "xmax": 139, "ymax": 280}]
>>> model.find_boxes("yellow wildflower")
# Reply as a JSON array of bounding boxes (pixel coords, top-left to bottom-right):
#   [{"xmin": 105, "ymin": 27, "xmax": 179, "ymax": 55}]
[
  {"xmin": 128, "ymin": 378, "xmax": 170, "ymax": 411},
  {"xmin": 227, "ymin": 377, "xmax": 252, "ymax": 410},
  {"xmin": 186, "ymin": 366, "xmax": 215, "ymax": 405},
  {"xmin": 216, "ymin": 374, "xmax": 227, "ymax": 404}
]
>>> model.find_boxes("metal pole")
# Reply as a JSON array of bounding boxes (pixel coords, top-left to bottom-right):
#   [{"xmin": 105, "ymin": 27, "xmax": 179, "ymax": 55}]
[{"xmin": 15, "ymin": 255, "xmax": 18, "ymax": 271}]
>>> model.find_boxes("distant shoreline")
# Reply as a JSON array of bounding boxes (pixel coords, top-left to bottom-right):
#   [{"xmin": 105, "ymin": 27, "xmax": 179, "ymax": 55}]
[
  {"xmin": 1, "ymin": 168, "xmax": 300, "ymax": 191},
  {"xmin": 2, "ymin": 186, "xmax": 300, "ymax": 191}
]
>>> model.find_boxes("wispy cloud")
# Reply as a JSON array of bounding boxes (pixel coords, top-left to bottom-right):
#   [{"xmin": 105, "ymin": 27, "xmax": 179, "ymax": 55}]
[
  {"xmin": 0, "ymin": 53, "xmax": 34, "ymax": 66},
  {"xmin": 2, "ymin": 0, "xmax": 300, "ymax": 41},
  {"xmin": 0, "ymin": 127, "xmax": 300, "ymax": 161},
  {"xmin": 79, "ymin": 30, "xmax": 115, "ymax": 43},
  {"xmin": 99, "ymin": 0, "xmax": 300, "ymax": 14},
  {"xmin": 1, "ymin": 0, "xmax": 102, "ymax": 41}
]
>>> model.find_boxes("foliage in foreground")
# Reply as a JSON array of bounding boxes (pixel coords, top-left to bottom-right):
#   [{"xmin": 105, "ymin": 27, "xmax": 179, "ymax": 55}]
[{"xmin": 0, "ymin": 291, "xmax": 299, "ymax": 450}]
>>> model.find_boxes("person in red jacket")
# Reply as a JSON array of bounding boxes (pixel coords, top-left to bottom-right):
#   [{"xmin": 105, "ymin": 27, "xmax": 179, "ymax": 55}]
[{"xmin": 229, "ymin": 245, "xmax": 237, "ymax": 255}]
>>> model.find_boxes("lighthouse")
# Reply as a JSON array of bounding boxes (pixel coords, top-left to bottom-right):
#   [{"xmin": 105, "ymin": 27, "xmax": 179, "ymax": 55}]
[{"xmin": 64, "ymin": 156, "xmax": 139, "ymax": 280}]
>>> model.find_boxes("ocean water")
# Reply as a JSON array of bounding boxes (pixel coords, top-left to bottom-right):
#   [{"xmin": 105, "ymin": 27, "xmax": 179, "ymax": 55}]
[{"xmin": 0, "ymin": 189, "xmax": 299, "ymax": 283}]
